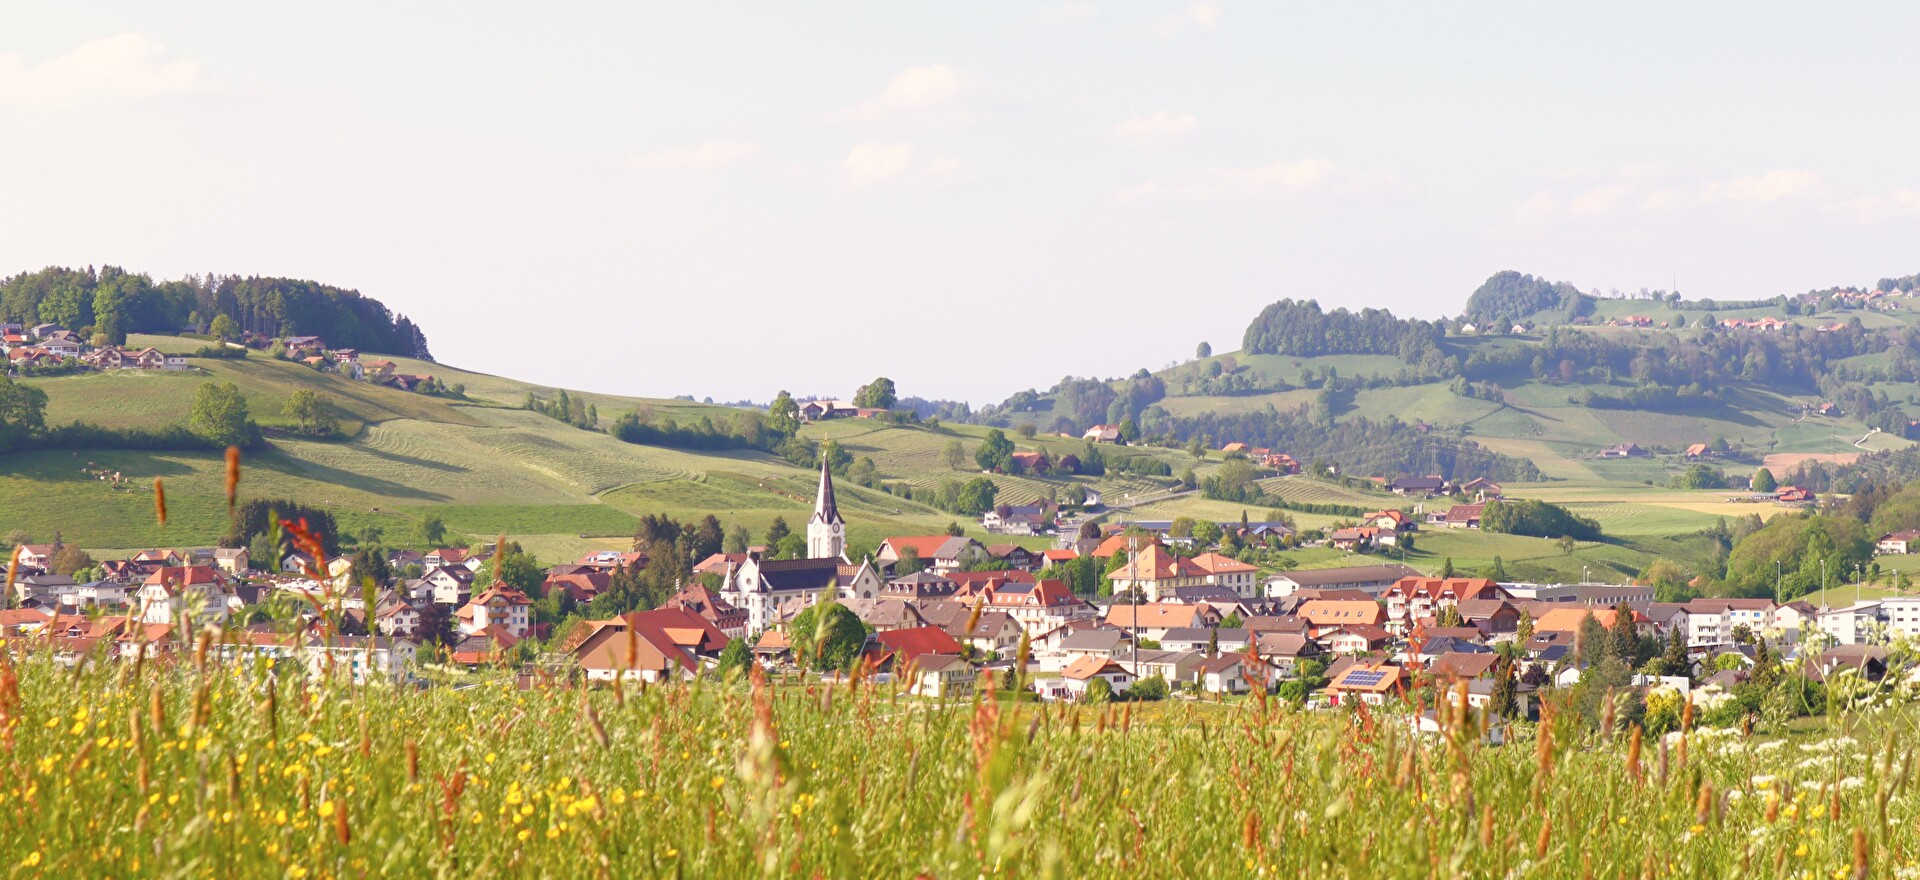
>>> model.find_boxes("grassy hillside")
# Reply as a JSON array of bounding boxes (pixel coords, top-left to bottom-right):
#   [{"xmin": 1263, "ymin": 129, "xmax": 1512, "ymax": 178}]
[
  {"xmin": 11, "ymin": 322, "xmax": 1910, "ymax": 585},
  {"xmin": 5, "ymin": 337, "xmax": 1190, "ymax": 556}
]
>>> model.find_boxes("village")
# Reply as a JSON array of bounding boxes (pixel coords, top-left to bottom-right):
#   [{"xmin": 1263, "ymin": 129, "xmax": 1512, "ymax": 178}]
[
  {"xmin": 1, "ymin": 322, "xmax": 444, "ymax": 392},
  {"xmin": 3, "ymin": 448, "xmax": 1910, "ymax": 726}
]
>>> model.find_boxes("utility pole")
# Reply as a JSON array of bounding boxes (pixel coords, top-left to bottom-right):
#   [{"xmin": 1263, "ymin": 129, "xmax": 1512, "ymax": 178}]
[{"xmin": 1127, "ymin": 536, "xmax": 1140, "ymax": 681}]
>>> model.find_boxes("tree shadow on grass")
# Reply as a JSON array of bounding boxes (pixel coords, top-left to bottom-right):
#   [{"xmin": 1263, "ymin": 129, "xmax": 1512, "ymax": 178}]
[{"xmin": 248, "ymin": 449, "xmax": 454, "ymax": 502}]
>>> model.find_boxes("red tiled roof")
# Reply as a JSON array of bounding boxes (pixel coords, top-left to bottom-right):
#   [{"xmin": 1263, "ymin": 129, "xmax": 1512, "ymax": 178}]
[
  {"xmin": 871, "ymin": 626, "xmax": 964, "ymax": 665},
  {"xmin": 883, "ymin": 536, "xmax": 955, "ymax": 559}
]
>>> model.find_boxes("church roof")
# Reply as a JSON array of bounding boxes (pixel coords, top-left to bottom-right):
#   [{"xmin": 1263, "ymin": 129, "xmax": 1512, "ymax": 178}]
[
  {"xmin": 810, "ymin": 458, "xmax": 842, "ymax": 527},
  {"xmin": 754, "ymin": 557, "xmax": 843, "ymax": 593}
]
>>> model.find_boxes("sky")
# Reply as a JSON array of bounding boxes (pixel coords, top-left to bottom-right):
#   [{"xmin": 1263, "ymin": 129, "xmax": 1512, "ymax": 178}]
[{"xmin": 5, "ymin": 3, "xmax": 1920, "ymax": 405}]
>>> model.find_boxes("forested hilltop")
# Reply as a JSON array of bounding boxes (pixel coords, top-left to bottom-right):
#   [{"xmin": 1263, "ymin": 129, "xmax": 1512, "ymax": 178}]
[
  {"xmin": 948, "ymin": 267, "xmax": 1920, "ymax": 486},
  {"xmin": 0, "ymin": 266, "xmax": 432, "ymax": 358}
]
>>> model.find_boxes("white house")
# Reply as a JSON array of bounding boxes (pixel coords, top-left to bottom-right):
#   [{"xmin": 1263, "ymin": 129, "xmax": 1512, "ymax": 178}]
[
  {"xmin": 423, "ymin": 564, "xmax": 475, "ymax": 606},
  {"xmin": 304, "ymin": 636, "xmax": 418, "ymax": 684},
  {"xmin": 1817, "ymin": 603, "xmax": 1882, "ymax": 646},
  {"xmin": 1059, "ymin": 655, "xmax": 1135, "ymax": 700},
  {"xmin": 457, "ymin": 584, "xmax": 533, "ymax": 638},
  {"xmin": 905, "ymin": 654, "xmax": 976, "ymax": 698},
  {"xmin": 136, "ymin": 566, "xmax": 231, "ymax": 626}
]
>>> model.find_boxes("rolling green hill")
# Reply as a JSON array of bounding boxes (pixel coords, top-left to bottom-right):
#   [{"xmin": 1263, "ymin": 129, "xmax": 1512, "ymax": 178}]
[
  {"xmin": 12, "ymin": 262, "xmax": 1920, "ymax": 590},
  {"xmin": 2, "ymin": 337, "xmax": 1191, "ymax": 558}
]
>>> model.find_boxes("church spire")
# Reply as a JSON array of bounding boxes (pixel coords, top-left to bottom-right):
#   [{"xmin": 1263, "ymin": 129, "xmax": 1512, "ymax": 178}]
[
  {"xmin": 807, "ymin": 457, "xmax": 846, "ymax": 560},
  {"xmin": 811, "ymin": 457, "xmax": 842, "ymax": 527}
]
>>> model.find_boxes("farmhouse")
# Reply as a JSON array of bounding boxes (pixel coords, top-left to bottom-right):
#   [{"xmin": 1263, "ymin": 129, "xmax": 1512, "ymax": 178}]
[
  {"xmin": 1444, "ymin": 503, "xmax": 1486, "ymax": 529},
  {"xmin": 875, "ymin": 535, "xmax": 989, "ymax": 574},
  {"xmin": 1387, "ymin": 475, "xmax": 1448, "ymax": 496},
  {"xmin": 1878, "ymin": 531, "xmax": 1920, "ymax": 555}
]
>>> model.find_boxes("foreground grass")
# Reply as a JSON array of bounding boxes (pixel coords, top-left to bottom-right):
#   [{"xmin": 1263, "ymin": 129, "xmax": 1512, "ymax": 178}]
[{"xmin": 3, "ymin": 654, "xmax": 1919, "ymax": 878}]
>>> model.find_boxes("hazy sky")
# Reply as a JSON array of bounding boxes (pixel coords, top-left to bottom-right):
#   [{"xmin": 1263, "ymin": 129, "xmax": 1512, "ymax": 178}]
[{"xmin": 6, "ymin": 3, "xmax": 1920, "ymax": 404}]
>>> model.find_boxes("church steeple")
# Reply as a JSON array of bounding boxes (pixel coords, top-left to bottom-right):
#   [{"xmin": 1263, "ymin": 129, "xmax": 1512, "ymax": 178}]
[{"xmin": 808, "ymin": 457, "xmax": 845, "ymax": 559}]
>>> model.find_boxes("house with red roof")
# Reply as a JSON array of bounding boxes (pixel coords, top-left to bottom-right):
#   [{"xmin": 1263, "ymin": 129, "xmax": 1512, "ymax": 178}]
[
  {"xmin": 661, "ymin": 583, "xmax": 749, "ymax": 639},
  {"xmin": 1322, "ymin": 624, "xmax": 1393, "ymax": 654},
  {"xmin": 1106, "ymin": 544, "xmax": 1263, "ymax": 601},
  {"xmin": 542, "ymin": 571, "xmax": 612, "ymax": 604},
  {"xmin": 866, "ymin": 626, "xmax": 966, "ymax": 670},
  {"xmin": 1383, "ymin": 578, "xmax": 1508, "ymax": 632},
  {"xmin": 1325, "ymin": 662, "xmax": 1403, "ymax": 705},
  {"xmin": 1327, "ymin": 527, "xmax": 1385, "ymax": 550},
  {"xmin": 874, "ymin": 536, "xmax": 988, "ymax": 574},
  {"xmin": 1059, "ymin": 655, "xmax": 1135, "ymax": 700},
  {"xmin": 136, "ymin": 566, "xmax": 231, "ymax": 626},
  {"xmin": 1361, "ymin": 510, "xmax": 1416, "ymax": 533},
  {"xmin": 456, "ymin": 583, "xmax": 533, "ymax": 638},
  {"xmin": 450, "ymin": 625, "xmax": 519, "ymax": 666},
  {"xmin": 1296, "ymin": 600, "xmax": 1387, "ymax": 637},
  {"xmin": 1878, "ymin": 531, "xmax": 1920, "ymax": 556},
  {"xmin": 981, "ymin": 578, "xmax": 1097, "ymax": 635},
  {"xmin": 570, "ymin": 608, "xmax": 728, "ymax": 681},
  {"xmin": 1444, "ymin": 503, "xmax": 1486, "ymax": 529}
]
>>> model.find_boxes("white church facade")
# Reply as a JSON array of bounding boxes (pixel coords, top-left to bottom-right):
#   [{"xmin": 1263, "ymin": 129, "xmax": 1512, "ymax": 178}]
[{"xmin": 724, "ymin": 458, "xmax": 883, "ymax": 634}]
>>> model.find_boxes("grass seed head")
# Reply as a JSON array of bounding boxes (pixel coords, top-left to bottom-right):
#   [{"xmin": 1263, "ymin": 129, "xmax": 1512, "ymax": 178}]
[{"xmin": 224, "ymin": 445, "xmax": 242, "ymax": 514}]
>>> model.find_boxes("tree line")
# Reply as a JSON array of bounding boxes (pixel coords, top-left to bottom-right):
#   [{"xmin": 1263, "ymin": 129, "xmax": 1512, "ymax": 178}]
[
  {"xmin": 1240, "ymin": 298, "xmax": 1446, "ymax": 358},
  {"xmin": 1, "ymin": 265, "xmax": 431, "ymax": 357}
]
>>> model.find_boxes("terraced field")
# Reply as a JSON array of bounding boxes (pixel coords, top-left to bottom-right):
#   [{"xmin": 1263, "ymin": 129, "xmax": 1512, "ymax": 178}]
[
  {"xmin": 373, "ymin": 351, "xmax": 738, "ymax": 425},
  {"xmin": 1125, "ymin": 496, "xmax": 1347, "ymax": 532},
  {"xmin": 1408, "ymin": 528, "xmax": 1648, "ymax": 582},
  {"xmin": 1155, "ymin": 388, "xmax": 1316, "ymax": 418},
  {"xmin": 1551, "ymin": 501, "xmax": 1721, "ymax": 537},
  {"xmin": 1256, "ymin": 476, "xmax": 1403, "ymax": 508},
  {"xmin": 33, "ymin": 352, "xmax": 481, "ymax": 435}
]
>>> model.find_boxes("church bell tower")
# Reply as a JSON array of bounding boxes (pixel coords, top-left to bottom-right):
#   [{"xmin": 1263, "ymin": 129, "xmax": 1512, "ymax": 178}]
[{"xmin": 808, "ymin": 457, "xmax": 846, "ymax": 560}]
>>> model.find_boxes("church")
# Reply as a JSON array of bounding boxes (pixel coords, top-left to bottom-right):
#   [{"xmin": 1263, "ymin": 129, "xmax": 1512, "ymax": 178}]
[{"xmin": 725, "ymin": 458, "xmax": 883, "ymax": 634}]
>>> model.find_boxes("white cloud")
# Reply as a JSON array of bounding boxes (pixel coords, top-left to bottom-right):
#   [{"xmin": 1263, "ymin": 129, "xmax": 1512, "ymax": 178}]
[
  {"xmin": 1838, "ymin": 189, "xmax": 1920, "ymax": 224},
  {"xmin": 1511, "ymin": 190, "xmax": 1557, "ymax": 224},
  {"xmin": 1703, "ymin": 168, "xmax": 1823, "ymax": 202},
  {"xmin": 625, "ymin": 141, "xmax": 758, "ymax": 172},
  {"xmin": 1111, "ymin": 111, "xmax": 1197, "ymax": 144},
  {"xmin": 1030, "ymin": 3, "xmax": 1098, "ymax": 27},
  {"xmin": 0, "ymin": 34, "xmax": 211, "ymax": 107},
  {"xmin": 843, "ymin": 142, "xmax": 916, "ymax": 185},
  {"xmin": 1113, "ymin": 157, "xmax": 1388, "ymax": 204},
  {"xmin": 838, "ymin": 65, "xmax": 986, "ymax": 123},
  {"xmin": 1516, "ymin": 166, "xmax": 1839, "ymax": 223},
  {"xmin": 1566, "ymin": 184, "xmax": 1629, "ymax": 217},
  {"xmin": 928, "ymin": 155, "xmax": 972, "ymax": 176},
  {"xmin": 1158, "ymin": 2, "xmax": 1221, "ymax": 36}
]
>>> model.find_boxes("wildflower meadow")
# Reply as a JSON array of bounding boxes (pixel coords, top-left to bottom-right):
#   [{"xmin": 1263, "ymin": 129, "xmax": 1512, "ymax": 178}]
[{"xmin": 0, "ymin": 648, "xmax": 1916, "ymax": 879}]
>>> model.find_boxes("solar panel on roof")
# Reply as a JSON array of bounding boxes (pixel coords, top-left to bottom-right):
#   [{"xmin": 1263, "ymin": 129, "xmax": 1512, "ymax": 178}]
[{"xmin": 1343, "ymin": 670, "xmax": 1389, "ymax": 687}]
